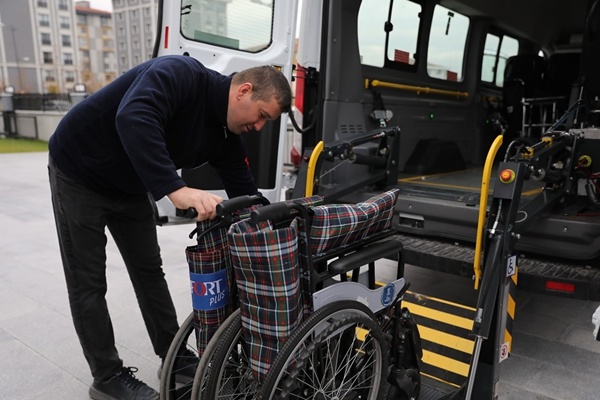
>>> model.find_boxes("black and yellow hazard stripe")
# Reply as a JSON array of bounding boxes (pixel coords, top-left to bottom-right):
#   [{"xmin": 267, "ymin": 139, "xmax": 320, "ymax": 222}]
[
  {"xmin": 501, "ymin": 268, "xmax": 518, "ymax": 359},
  {"xmin": 402, "ymin": 291, "xmax": 476, "ymax": 387}
]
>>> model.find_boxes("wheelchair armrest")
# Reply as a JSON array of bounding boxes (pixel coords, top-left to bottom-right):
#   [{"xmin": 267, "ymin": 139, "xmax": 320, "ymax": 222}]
[{"xmin": 328, "ymin": 239, "xmax": 402, "ymax": 275}]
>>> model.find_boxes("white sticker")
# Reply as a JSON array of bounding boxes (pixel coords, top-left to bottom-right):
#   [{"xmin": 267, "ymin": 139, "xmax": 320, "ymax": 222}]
[
  {"xmin": 506, "ymin": 255, "xmax": 517, "ymax": 277},
  {"xmin": 499, "ymin": 342, "xmax": 510, "ymax": 362}
]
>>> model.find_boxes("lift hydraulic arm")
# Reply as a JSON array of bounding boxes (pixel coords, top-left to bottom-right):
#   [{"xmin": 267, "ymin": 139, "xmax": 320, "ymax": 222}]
[{"xmin": 463, "ymin": 129, "xmax": 582, "ymax": 400}]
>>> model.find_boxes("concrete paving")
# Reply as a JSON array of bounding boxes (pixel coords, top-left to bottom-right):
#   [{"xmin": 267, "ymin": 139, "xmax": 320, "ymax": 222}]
[
  {"xmin": 1, "ymin": 151, "xmax": 600, "ymax": 399},
  {"xmin": 0, "ymin": 151, "xmax": 194, "ymax": 399}
]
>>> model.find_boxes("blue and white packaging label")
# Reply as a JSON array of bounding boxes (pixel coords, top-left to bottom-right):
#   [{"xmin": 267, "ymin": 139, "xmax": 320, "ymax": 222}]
[{"xmin": 190, "ymin": 269, "xmax": 229, "ymax": 311}]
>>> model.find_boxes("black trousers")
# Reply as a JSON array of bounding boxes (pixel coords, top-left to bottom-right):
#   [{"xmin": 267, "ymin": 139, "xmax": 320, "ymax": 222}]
[{"xmin": 48, "ymin": 157, "xmax": 179, "ymax": 381}]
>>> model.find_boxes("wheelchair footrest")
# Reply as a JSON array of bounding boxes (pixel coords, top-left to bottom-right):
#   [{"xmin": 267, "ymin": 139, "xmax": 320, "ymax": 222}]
[{"xmin": 312, "ymin": 278, "xmax": 406, "ymax": 314}]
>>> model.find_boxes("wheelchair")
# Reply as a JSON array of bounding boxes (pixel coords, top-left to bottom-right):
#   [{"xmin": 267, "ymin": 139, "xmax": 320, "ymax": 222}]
[{"xmin": 161, "ymin": 189, "xmax": 422, "ymax": 400}]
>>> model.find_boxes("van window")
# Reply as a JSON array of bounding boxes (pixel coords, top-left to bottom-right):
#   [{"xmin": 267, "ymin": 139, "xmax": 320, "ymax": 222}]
[
  {"xmin": 358, "ymin": 0, "xmax": 421, "ymax": 68},
  {"xmin": 180, "ymin": 0, "xmax": 273, "ymax": 52},
  {"xmin": 481, "ymin": 33, "xmax": 519, "ymax": 87},
  {"xmin": 427, "ymin": 5, "xmax": 469, "ymax": 81}
]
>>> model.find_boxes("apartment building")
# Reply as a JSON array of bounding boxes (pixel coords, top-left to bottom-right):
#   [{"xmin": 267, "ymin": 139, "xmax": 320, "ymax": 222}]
[
  {"xmin": 112, "ymin": 0, "xmax": 158, "ymax": 73},
  {"xmin": 75, "ymin": 1, "xmax": 117, "ymax": 92},
  {"xmin": 0, "ymin": 0, "xmax": 79, "ymax": 93}
]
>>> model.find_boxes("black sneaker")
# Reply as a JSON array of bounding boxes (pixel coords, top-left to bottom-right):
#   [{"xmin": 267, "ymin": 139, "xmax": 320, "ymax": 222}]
[
  {"xmin": 89, "ymin": 366, "xmax": 159, "ymax": 400},
  {"xmin": 158, "ymin": 348, "xmax": 199, "ymax": 385}
]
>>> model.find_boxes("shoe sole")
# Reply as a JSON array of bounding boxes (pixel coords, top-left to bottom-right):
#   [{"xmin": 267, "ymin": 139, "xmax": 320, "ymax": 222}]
[
  {"xmin": 89, "ymin": 385, "xmax": 159, "ymax": 400},
  {"xmin": 157, "ymin": 367, "xmax": 194, "ymax": 385},
  {"xmin": 89, "ymin": 385, "xmax": 118, "ymax": 400}
]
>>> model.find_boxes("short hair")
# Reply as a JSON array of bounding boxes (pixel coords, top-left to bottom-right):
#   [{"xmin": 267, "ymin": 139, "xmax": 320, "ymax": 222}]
[{"xmin": 232, "ymin": 66, "xmax": 292, "ymax": 113}]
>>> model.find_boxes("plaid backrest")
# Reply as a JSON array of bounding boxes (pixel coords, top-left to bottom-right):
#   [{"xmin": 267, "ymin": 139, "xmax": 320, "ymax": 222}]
[
  {"xmin": 228, "ymin": 217, "xmax": 304, "ymax": 382},
  {"xmin": 308, "ymin": 189, "xmax": 400, "ymax": 256}
]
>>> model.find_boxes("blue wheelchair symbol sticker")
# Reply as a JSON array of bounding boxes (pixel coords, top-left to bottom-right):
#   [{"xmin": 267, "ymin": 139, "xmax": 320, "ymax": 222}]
[{"xmin": 381, "ymin": 283, "xmax": 396, "ymax": 307}]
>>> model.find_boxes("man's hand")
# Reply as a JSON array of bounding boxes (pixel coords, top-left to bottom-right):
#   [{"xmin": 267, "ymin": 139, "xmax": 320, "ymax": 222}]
[{"xmin": 168, "ymin": 187, "xmax": 224, "ymax": 221}]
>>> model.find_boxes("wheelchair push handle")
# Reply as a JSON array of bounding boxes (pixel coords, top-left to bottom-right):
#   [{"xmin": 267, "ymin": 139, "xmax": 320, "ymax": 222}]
[
  {"xmin": 177, "ymin": 194, "xmax": 269, "ymax": 220},
  {"xmin": 250, "ymin": 201, "xmax": 310, "ymax": 224},
  {"xmin": 250, "ymin": 202, "xmax": 292, "ymax": 224},
  {"xmin": 217, "ymin": 194, "xmax": 270, "ymax": 217}
]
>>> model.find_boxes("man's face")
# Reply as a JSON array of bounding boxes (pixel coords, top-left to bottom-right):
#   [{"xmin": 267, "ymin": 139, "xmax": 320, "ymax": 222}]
[{"xmin": 227, "ymin": 83, "xmax": 282, "ymax": 134}]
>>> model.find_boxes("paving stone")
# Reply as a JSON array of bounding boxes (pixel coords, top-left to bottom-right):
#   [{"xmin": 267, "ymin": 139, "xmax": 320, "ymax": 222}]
[{"xmin": 3, "ymin": 152, "xmax": 600, "ymax": 399}]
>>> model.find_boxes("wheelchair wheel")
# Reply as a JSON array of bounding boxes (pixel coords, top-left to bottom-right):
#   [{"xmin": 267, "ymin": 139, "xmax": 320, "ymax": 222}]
[
  {"xmin": 159, "ymin": 311, "xmax": 197, "ymax": 400},
  {"xmin": 258, "ymin": 300, "xmax": 388, "ymax": 400},
  {"xmin": 190, "ymin": 309, "xmax": 241, "ymax": 399},
  {"xmin": 202, "ymin": 312, "xmax": 259, "ymax": 400}
]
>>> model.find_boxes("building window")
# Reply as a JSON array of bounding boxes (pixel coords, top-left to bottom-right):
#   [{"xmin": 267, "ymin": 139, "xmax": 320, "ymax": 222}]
[
  {"xmin": 103, "ymin": 39, "xmax": 113, "ymax": 47},
  {"xmin": 79, "ymin": 37, "xmax": 89, "ymax": 48},
  {"xmin": 41, "ymin": 33, "xmax": 51, "ymax": 45},
  {"xmin": 62, "ymin": 35, "xmax": 72, "ymax": 47},
  {"xmin": 39, "ymin": 14, "xmax": 50, "ymax": 27},
  {"xmin": 64, "ymin": 53, "xmax": 73, "ymax": 65},
  {"xmin": 44, "ymin": 70, "xmax": 55, "ymax": 82},
  {"xmin": 77, "ymin": 14, "xmax": 88, "ymax": 24},
  {"xmin": 58, "ymin": 0, "xmax": 68, "ymax": 11},
  {"xmin": 37, "ymin": 0, "xmax": 48, "ymax": 8},
  {"xmin": 43, "ymin": 52, "xmax": 53, "ymax": 64},
  {"xmin": 101, "ymin": 16, "xmax": 111, "ymax": 27},
  {"xmin": 60, "ymin": 16, "xmax": 70, "ymax": 29},
  {"xmin": 65, "ymin": 71, "xmax": 75, "ymax": 82}
]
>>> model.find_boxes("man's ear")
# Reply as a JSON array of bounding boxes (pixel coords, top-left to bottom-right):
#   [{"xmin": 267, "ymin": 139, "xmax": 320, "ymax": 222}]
[{"xmin": 237, "ymin": 82, "xmax": 253, "ymax": 99}]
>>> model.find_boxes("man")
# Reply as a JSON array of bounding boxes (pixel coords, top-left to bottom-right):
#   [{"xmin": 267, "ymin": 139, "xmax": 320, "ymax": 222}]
[{"xmin": 48, "ymin": 55, "xmax": 291, "ymax": 400}]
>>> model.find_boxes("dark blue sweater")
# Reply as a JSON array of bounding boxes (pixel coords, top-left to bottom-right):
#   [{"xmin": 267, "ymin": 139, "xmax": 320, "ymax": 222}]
[{"xmin": 49, "ymin": 55, "xmax": 257, "ymax": 200}]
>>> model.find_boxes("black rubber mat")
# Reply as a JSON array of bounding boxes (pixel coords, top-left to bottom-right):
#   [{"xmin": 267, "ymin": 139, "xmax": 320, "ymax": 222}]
[{"xmin": 419, "ymin": 384, "xmax": 453, "ymax": 400}]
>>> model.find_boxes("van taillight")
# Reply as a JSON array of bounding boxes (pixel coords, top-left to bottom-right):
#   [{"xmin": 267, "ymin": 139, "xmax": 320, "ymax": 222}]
[
  {"xmin": 545, "ymin": 281, "xmax": 576, "ymax": 293},
  {"xmin": 295, "ymin": 65, "xmax": 306, "ymax": 115}
]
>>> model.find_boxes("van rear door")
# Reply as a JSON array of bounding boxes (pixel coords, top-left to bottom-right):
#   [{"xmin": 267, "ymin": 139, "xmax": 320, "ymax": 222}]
[{"xmin": 153, "ymin": 0, "xmax": 299, "ymax": 223}]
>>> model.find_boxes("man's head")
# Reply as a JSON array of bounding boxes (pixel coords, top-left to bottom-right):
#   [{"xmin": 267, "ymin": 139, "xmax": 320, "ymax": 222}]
[{"xmin": 227, "ymin": 66, "xmax": 292, "ymax": 134}]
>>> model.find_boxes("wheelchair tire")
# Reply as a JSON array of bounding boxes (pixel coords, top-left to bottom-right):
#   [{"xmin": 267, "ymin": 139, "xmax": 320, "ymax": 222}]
[
  {"xmin": 159, "ymin": 311, "xmax": 197, "ymax": 400},
  {"xmin": 190, "ymin": 308, "xmax": 241, "ymax": 399},
  {"xmin": 258, "ymin": 300, "xmax": 388, "ymax": 400},
  {"xmin": 202, "ymin": 312, "xmax": 259, "ymax": 399}
]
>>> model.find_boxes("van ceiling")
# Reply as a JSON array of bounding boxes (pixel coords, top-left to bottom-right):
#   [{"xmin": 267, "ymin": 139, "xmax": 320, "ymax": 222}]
[{"xmin": 441, "ymin": 0, "xmax": 588, "ymax": 50}]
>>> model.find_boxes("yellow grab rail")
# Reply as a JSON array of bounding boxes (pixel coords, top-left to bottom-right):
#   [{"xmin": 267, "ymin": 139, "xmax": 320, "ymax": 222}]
[
  {"xmin": 305, "ymin": 141, "xmax": 324, "ymax": 197},
  {"xmin": 366, "ymin": 79, "xmax": 469, "ymax": 99},
  {"xmin": 473, "ymin": 135, "xmax": 503, "ymax": 290}
]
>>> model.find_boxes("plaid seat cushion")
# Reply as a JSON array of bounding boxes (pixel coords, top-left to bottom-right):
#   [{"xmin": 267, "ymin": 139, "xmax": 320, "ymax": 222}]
[{"xmin": 308, "ymin": 189, "xmax": 400, "ymax": 255}]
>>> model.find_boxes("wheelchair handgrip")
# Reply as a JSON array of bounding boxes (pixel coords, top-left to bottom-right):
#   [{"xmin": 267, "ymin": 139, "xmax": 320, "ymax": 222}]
[
  {"xmin": 217, "ymin": 195, "xmax": 269, "ymax": 217},
  {"xmin": 176, "ymin": 208, "xmax": 198, "ymax": 219},
  {"xmin": 250, "ymin": 202, "xmax": 292, "ymax": 224}
]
